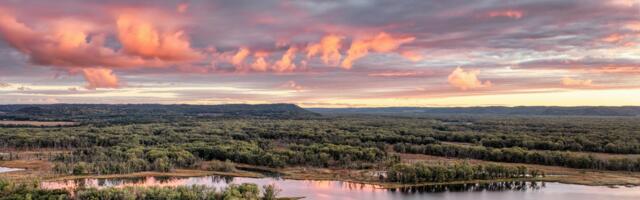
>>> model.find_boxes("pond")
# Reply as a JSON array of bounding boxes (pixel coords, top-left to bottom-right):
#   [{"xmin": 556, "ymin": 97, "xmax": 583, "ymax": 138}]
[
  {"xmin": 0, "ymin": 167, "xmax": 24, "ymax": 173},
  {"xmin": 40, "ymin": 176, "xmax": 640, "ymax": 200}
]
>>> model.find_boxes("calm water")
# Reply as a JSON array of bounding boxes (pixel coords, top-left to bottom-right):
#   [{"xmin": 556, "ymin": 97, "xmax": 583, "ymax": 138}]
[
  {"xmin": 41, "ymin": 176, "xmax": 640, "ymax": 200},
  {"xmin": 0, "ymin": 167, "xmax": 23, "ymax": 173}
]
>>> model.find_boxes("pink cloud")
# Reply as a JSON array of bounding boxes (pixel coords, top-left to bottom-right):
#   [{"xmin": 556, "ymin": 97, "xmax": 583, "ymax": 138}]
[
  {"xmin": 400, "ymin": 51, "xmax": 424, "ymax": 62},
  {"xmin": 250, "ymin": 51, "xmax": 270, "ymax": 72},
  {"xmin": 368, "ymin": 70, "xmax": 434, "ymax": 77},
  {"xmin": 561, "ymin": 77, "xmax": 593, "ymax": 87},
  {"xmin": 342, "ymin": 32, "xmax": 415, "ymax": 69},
  {"xmin": 177, "ymin": 3, "xmax": 189, "ymax": 14},
  {"xmin": 517, "ymin": 58, "xmax": 640, "ymax": 75},
  {"xmin": 0, "ymin": 7, "xmax": 201, "ymax": 89},
  {"xmin": 595, "ymin": 66, "xmax": 640, "ymax": 74},
  {"xmin": 273, "ymin": 47, "xmax": 297, "ymax": 72},
  {"xmin": 115, "ymin": 12, "xmax": 202, "ymax": 61},
  {"xmin": 625, "ymin": 22, "xmax": 640, "ymax": 31},
  {"xmin": 608, "ymin": 0, "xmax": 638, "ymax": 7},
  {"xmin": 487, "ymin": 10, "xmax": 524, "ymax": 19},
  {"xmin": 306, "ymin": 34, "xmax": 343, "ymax": 66},
  {"xmin": 601, "ymin": 33, "xmax": 624, "ymax": 43},
  {"xmin": 447, "ymin": 67, "xmax": 492, "ymax": 90},
  {"xmin": 0, "ymin": 12, "xmax": 144, "ymax": 68},
  {"xmin": 81, "ymin": 68, "xmax": 120, "ymax": 89},
  {"xmin": 252, "ymin": 15, "xmax": 280, "ymax": 25},
  {"xmin": 231, "ymin": 47, "xmax": 251, "ymax": 69}
]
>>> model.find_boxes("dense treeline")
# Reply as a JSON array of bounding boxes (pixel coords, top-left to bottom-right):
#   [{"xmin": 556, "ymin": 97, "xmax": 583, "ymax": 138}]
[
  {"xmin": 53, "ymin": 146, "xmax": 197, "ymax": 174},
  {"xmin": 387, "ymin": 162, "xmax": 543, "ymax": 183},
  {"xmin": 0, "ymin": 178, "xmax": 280, "ymax": 200},
  {"xmin": 51, "ymin": 141, "xmax": 387, "ymax": 175},
  {"xmin": 0, "ymin": 104, "xmax": 319, "ymax": 124},
  {"xmin": 2, "ymin": 115, "xmax": 640, "ymax": 175},
  {"xmin": 309, "ymin": 106, "xmax": 640, "ymax": 116},
  {"xmin": 76, "ymin": 184, "xmax": 280, "ymax": 200},
  {"xmin": 394, "ymin": 143, "xmax": 640, "ymax": 171},
  {"xmin": 478, "ymin": 137, "xmax": 640, "ymax": 154},
  {"xmin": 187, "ymin": 142, "xmax": 386, "ymax": 168},
  {"xmin": 0, "ymin": 179, "xmax": 68, "ymax": 200},
  {"xmin": 2, "ymin": 116, "xmax": 638, "ymax": 154}
]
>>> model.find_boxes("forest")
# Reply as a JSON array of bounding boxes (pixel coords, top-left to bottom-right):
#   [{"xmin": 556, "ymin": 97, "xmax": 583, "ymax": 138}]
[
  {"xmin": 0, "ymin": 178, "xmax": 280, "ymax": 200},
  {"xmin": 386, "ymin": 162, "xmax": 542, "ymax": 183},
  {"xmin": 1, "ymin": 104, "xmax": 640, "ymax": 197}
]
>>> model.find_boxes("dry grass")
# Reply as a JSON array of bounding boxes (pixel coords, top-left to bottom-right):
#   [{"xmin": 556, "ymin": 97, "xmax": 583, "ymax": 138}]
[
  {"xmin": 46, "ymin": 169, "xmax": 264, "ymax": 181},
  {"xmin": 0, "ymin": 160, "xmax": 55, "ymax": 182},
  {"xmin": 0, "ymin": 159, "xmax": 264, "ymax": 183},
  {"xmin": 0, "ymin": 150, "xmax": 69, "ymax": 160}
]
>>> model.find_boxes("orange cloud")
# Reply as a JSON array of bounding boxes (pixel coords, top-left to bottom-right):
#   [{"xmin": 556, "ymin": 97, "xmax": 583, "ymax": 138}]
[
  {"xmin": 306, "ymin": 34, "xmax": 343, "ymax": 66},
  {"xmin": 342, "ymin": 32, "xmax": 415, "ymax": 69},
  {"xmin": 250, "ymin": 51, "xmax": 269, "ymax": 72},
  {"xmin": 447, "ymin": 67, "xmax": 492, "ymax": 90},
  {"xmin": 116, "ymin": 13, "xmax": 202, "ymax": 61},
  {"xmin": 562, "ymin": 77, "xmax": 593, "ymax": 87},
  {"xmin": 82, "ymin": 68, "xmax": 120, "ymax": 89},
  {"xmin": 487, "ymin": 10, "xmax": 524, "ymax": 19},
  {"xmin": 625, "ymin": 22, "xmax": 640, "ymax": 31},
  {"xmin": 401, "ymin": 51, "xmax": 424, "ymax": 62},
  {"xmin": 273, "ymin": 47, "xmax": 297, "ymax": 72},
  {"xmin": 231, "ymin": 47, "xmax": 251, "ymax": 68},
  {"xmin": 0, "ymin": 13, "xmax": 141, "ymax": 68},
  {"xmin": 0, "ymin": 8, "xmax": 203, "ymax": 89},
  {"xmin": 601, "ymin": 33, "xmax": 624, "ymax": 43}
]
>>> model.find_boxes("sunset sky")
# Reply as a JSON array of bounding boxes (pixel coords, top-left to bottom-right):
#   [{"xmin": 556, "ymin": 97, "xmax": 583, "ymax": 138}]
[{"xmin": 0, "ymin": 0, "xmax": 638, "ymax": 107}]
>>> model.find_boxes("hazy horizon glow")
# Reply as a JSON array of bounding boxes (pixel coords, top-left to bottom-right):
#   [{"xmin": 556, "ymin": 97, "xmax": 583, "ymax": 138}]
[{"xmin": 0, "ymin": 0, "xmax": 638, "ymax": 107}]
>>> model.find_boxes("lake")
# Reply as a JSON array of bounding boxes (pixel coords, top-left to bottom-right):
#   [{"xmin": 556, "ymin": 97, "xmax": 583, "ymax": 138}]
[{"xmin": 40, "ymin": 176, "xmax": 640, "ymax": 200}]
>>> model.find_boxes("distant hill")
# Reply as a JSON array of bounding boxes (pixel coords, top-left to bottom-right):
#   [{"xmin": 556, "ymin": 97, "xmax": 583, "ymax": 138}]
[
  {"xmin": 308, "ymin": 106, "xmax": 640, "ymax": 117},
  {"xmin": 0, "ymin": 104, "xmax": 320, "ymax": 123}
]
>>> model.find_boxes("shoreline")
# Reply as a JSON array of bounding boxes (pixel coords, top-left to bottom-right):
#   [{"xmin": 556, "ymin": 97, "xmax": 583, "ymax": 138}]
[
  {"xmin": 3, "ymin": 159, "xmax": 640, "ymax": 188},
  {"xmin": 36, "ymin": 167, "xmax": 640, "ymax": 189},
  {"xmin": 34, "ymin": 170, "xmax": 639, "ymax": 190}
]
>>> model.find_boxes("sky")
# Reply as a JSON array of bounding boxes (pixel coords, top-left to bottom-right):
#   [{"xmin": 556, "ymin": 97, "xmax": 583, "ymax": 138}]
[{"xmin": 0, "ymin": 0, "xmax": 638, "ymax": 107}]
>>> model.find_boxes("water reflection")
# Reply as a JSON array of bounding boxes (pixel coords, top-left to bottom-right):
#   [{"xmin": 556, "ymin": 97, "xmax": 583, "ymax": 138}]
[
  {"xmin": 41, "ymin": 176, "xmax": 640, "ymax": 200},
  {"xmin": 390, "ymin": 181, "xmax": 543, "ymax": 193},
  {"xmin": 0, "ymin": 167, "xmax": 24, "ymax": 173}
]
